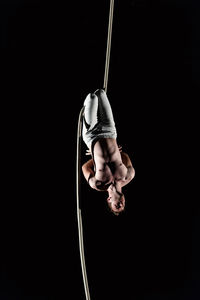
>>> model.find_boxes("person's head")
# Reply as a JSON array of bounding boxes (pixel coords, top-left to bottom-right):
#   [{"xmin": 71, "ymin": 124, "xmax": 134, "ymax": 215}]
[{"xmin": 106, "ymin": 183, "xmax": 125, "ymax": 215}]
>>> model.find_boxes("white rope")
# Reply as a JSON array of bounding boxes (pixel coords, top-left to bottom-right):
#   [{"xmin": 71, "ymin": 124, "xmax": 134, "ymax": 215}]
[
  {"xmin": 76, "ymin": 1, "xmax": 115, "ymax": 299},
  {"xmin": 103, "ymin": 0, "xmax": 115, "ymax": 93},
  {"xmin": 76, "ymin": 106, "xmax": 91, "ymax": 300}
]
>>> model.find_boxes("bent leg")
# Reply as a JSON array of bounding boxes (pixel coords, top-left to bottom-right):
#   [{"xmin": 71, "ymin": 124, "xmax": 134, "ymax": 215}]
[
  {"xmin": 82, "ymin": 93, "xmax": 98, "ymax": 149},
  {"xmin": 95, "ymin": 89, "xmax": 115, "ymax": 126},
  {"xmin": 83, "ymin": 93, "xmax": 98, "ymax": 129}
]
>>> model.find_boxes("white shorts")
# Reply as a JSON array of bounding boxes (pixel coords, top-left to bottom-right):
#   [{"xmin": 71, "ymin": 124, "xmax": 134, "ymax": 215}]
[{"xmin": 82, "ymin": 89, "xmax": 117, "ymax": 150}]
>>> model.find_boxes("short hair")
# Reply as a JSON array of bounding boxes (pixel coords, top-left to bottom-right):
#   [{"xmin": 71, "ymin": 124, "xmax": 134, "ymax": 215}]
[{"xmin": 106, "ymin": 195, "xmax": 125, "ymax": 216}]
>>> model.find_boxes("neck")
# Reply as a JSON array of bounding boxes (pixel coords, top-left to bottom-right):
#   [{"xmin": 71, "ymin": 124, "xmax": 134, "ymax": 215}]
[{"xmin": 108, "ymin": 181, "xmax": 122, "ymax": 195}]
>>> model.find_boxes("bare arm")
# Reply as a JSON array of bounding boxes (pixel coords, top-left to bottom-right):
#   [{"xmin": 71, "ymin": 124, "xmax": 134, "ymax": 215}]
[
  {"xmin": 120, "ymin": 152, "xmax": 135, "ymax": 187},
  {"xmin": 82, "ymin": 159, "xmax": 95, "ymax": 182},
  {"xmin": 82, "ymin": 159, "xmax": 109, "ymax": 191}
]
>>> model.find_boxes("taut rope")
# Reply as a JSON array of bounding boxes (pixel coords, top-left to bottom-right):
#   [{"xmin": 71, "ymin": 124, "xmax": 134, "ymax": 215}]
[
  {"xmin": 76, "ymin": 1, "xmax": 115, "ymax": 299},
  {"xmin": 103, "ymin": 0, "xmax": 115, "ymax": 93}
]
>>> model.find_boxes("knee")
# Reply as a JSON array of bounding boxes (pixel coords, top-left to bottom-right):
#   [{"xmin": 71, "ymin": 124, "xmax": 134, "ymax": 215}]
[
  {"xmin": 87, "ymin": 93, "xmax": 96, "ymax": 100},
  {"xmin": 95, "ymin": 89, "xmax": 105, "ymax": 96},
  {"xmin": 84, "ymin": 93, "xmax": 97, "ymax": 106},
  {"xmin": 90, "ymin": 93, "xmax": 96, "ymax": 99}
]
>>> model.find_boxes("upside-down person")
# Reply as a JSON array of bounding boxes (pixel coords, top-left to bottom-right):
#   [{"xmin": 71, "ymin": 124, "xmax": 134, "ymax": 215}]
[{"xmin": 82, "ymin": 89, "xmax": 135, "ymax": 215}]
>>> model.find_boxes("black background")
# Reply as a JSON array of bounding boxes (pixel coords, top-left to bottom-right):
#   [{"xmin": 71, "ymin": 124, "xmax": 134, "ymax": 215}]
[{"xmin": 1, "ymin": 0, "xmax": 199, "ymax": 299}]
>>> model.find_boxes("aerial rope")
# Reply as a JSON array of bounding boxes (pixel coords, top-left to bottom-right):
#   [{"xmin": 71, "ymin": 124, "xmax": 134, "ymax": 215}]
[
  {"xmin": 103, "ymin": 0, "xmax": 115, "ymax": 93},
  {"xmin": 76, "ymin": 1, "xmax": 115, "ymax": 299}
]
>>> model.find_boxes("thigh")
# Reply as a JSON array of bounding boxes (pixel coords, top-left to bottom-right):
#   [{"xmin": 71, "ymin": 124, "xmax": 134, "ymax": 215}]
[
  {"xmin": 83, "ymin": 93, "xmax": 98, "ymax": 127},
  {"xmin": 95, "ymin": 89, "xmax": 115, "ymax": 124}
]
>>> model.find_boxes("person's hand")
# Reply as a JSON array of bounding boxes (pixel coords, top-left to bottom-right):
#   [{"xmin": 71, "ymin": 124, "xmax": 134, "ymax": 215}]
[
  {"xmin": 118, "ymin": 145, "xmax": 122, "ymax": 152},
  {"xmin": 85, "ymin": 149, "xmax": 92, "ymax": 156},
  {"xmin": 89, "ymin": 177, "xmax": 110, "ymax": 192},
  {"xmin": 88, "ymin": 176, "xmax": 96, "ymax": 189}
]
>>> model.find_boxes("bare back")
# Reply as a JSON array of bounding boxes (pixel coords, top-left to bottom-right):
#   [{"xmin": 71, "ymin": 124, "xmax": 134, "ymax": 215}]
[{"xmin": 92, "ymin": 138, "xmax": 127, "ymax": 184}]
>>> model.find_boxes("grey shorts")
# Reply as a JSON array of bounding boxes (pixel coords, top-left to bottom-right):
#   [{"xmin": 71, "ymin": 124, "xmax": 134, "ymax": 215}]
[{"xmin": 82, "ymin": 89, "xmax": 117, "ymax": 150}]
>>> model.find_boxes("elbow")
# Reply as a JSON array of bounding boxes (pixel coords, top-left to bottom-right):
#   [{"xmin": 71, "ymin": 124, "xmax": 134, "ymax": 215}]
[
  {"xmin": 130, "ymin": 168, "xmax": 135, "ymax": 180},
  {"xmin": 133, "ymin": 168, "xmax": 135, "ymax": 178},
  {"xmin": 82, "ymin": 163, "xmax": 87, "ymax": 172}
]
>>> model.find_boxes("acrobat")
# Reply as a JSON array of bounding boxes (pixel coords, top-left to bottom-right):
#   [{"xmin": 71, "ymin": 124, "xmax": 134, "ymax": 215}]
[{"xmin": 82, "ymin": 89, "xmax": 135, "ymax": 215}]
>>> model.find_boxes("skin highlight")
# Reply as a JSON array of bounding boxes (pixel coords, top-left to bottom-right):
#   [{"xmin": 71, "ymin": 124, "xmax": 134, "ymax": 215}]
[{"xmin": 82, "ymin": 138, "xmax": 135, "ymax": 215}]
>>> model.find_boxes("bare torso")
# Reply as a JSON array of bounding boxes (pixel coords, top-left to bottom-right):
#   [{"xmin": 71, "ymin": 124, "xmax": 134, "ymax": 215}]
[{"xmin": 92, "ymin": 138, "xmax": 127, "ymax": 186}]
